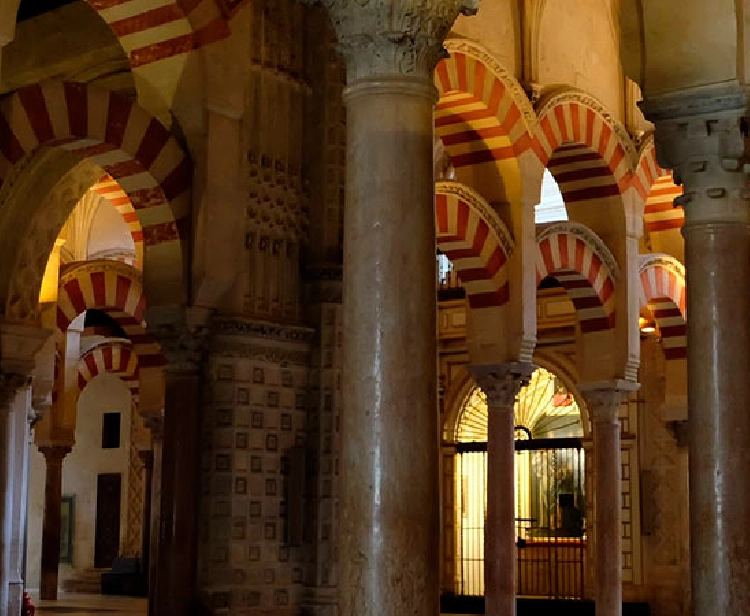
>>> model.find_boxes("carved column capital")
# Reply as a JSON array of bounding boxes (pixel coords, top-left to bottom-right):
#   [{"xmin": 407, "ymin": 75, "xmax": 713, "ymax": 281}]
[
  {"xmin": 467, "ymin": 362, "xmax": 535, "ymax": 411},
  {"xmin": 0, "ymin": 372, "xmax": 29, "ymax": 409},
  {"xmin": 311, "ymin": 0, "xmax": 479, "ymax": 82},
  {"xmin": 38, "ymin": 445, "xmax": 71, "ymax": 466},
  {"xmin": 138, "ymin": 449, "xmax": 154, "ymax": 470},
  {"xmin": 580, "ymin": 380, "xmax": 639, "ymax": 425},
  {"xmin": 145, "ymin": 306, "xmax": 211, "ymax": 375},
  {"xmin": 640, "ymin": 82, "xmax": 750, "ymax": 227}
]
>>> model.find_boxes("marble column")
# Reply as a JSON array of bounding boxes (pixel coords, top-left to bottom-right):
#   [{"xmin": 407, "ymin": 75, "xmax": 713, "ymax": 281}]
[
  {"xmin": 469, "ymin": 363, "xmax": 533, "ymax": 616},
  {"xmin": 144, "ymin": 418, "xmax": 163, "ymax": 616},
  {"xmin": 138, "ymin": 450, "xmax": 154, "ymax": 572},
  {"xmin": 313, "ymin": 2, "xmax": 479, "ymax": 614},
  {"xmin": 147, "ymin": 307, "xmax": 208, "ymax": 616},
  {"xmin": 580, "ymin": 382, "xmax": 637, "ymax": 616},
  {"xmin": 0, "ymin": 376, "xmax": 27, "ymax": 616},
  {"xmin": 642, "ymin": 85, "xmax": 750, "ymax": 615},
  {"xmin": 38, "ymin": 445, "xmax": 70, "ymax": 601}
]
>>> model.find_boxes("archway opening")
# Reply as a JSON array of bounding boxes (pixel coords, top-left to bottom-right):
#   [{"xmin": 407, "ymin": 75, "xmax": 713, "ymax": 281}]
[{"xmin": 450, "ymin": 368, "xmax": 586, "ymax": 600}]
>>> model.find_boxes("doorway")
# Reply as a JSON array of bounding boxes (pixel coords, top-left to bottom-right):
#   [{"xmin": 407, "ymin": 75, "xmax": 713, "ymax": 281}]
[{"xmin": 94, "ymin": 473, "xmax": 122, "ymax": 569}]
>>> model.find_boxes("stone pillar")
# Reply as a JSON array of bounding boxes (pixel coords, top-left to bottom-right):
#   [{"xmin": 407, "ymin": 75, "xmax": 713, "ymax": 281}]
[
  {"xmin": 313, "ymin": 2, "xmax": 478, "ymax": 614},
  {"xmin": 0, "ymin": 376, "xmax": 27, "ymax": 616},
  {"xmin": 38, "ymin": 445, "xmax": 70, "ymax": 600},
  {"xmin": 138, "ymin": 449, "xmax": 154, "ymax": 573},
  {"xmin": 642, "ymin": 84, "xmax": 750, "ymax": 616},
  {"xmin": 144, "ymin": 417, "xmax": 163, "ymax": 616},
  {"xmin": 581, "ymin": 382, "xmax": 637, "ymax": 616},
  {"xmin": 469, "ymin": 364, "xmax": 533, "ymax": 616},
  {"xmin": 147, "ymin": 307, "xmax": 208, "ymax": 616}
]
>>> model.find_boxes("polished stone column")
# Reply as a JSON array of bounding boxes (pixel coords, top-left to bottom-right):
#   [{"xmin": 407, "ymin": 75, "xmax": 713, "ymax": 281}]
[
  {"xmin": 144, "ymin": 417, "xmax": 163, "ymax": 616},
  {"xmin": 147, "ymin": 307, "xmax": 208, "ymax": 616},
  {"xmin": 0, "ymin": 376, "xmax": 27, "ymax": 616},
  {"xmin": 38, "ymin": 445, "xmax": 71, "ymax": 600},
  {"xmin": 643, "ymin": 85, "xmax": 750, "ymax": 615},
  {"xmin": 138, "ymin": 449, "xmax": 154, "ymax": 572},
  {"xmin": 469, "ymin": 363, "xmax": 533, "ymax": 616},
  {"xmin": 314, "ymin": 3, "xmax": 478, "ymax": 614},
  {"xmin": 581, "ymin": 382, "xmax": 636, "ymax": 616}
]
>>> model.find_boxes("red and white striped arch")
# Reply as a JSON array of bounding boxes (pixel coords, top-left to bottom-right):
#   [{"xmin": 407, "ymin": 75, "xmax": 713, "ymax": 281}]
[
  {"xmin": 639, "ymin": 254, "xmax": 687, "ymax": 360},
  {"xmin": 536, "ymin": 224, "xmax": 618, "ymax": 333},
  {"xmin": 57, "ymin": 260, "xmax": 163, "ymax": 367},
  {"xmin": 85, "ymin": 0, "xmax": 229, "ymax": 70},
  {"xmin": 534, "ymin": 96, "xmax": 631, "ymax": 204},
  {"xmin": 434, "ymin": 40, "xmax": 534, "ymax": 169},
  {"xmin": 635, "ymin": 140, "xmax": 684, "ymax": 235},
  {"xmin": 78, "ymin": 341, "xmax": 139, "ymax": 399},
  {"xmin": 435, "ymin": 182, "xmax": 514, "ymax": 309},
  {"xmin": 0, "ymin": 80, "xmax": 188, "ymax": 297},
  {"xmin": 91, "ymin": 175, "xmax": 144, "ymax": 268}
]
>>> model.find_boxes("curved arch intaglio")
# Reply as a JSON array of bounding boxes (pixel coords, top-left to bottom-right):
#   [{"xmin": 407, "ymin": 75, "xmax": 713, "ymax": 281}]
[
  {"xmin": 435, "ymin": 181, "xmax": 514, "ymax": 309},
  {"xmin": 536, "ymin": 222, "xmax": 619, "ymax": 333},
  {"xmin": 639, "ymin": 253, "xmax": 687, "ymax": 360},
  {"xmin": 78, "ymin": 340, "xmax": 140, "ymax": 399}
]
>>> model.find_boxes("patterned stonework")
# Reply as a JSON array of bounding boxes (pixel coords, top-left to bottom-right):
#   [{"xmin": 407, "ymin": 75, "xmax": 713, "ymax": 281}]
[{"xmin": 198, "ymin": 320, "xmax": 312, "ymax": 614}]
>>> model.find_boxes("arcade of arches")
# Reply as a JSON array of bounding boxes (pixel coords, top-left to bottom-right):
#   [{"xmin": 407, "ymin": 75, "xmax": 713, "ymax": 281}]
[{"xmin": 0, "ymin": 1, "xmax": 747, "ymax": 616}]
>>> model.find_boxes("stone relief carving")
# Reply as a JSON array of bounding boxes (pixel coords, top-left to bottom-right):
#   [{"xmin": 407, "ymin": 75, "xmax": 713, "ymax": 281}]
[
  {"xmin": 306, "ymin": 0, "xmax": 480, "ymax": 81},
  {"xmin": 467, "ymin": 362, "xmax": 535, "ymax": 409},
  {"xmin": 145, "ymin": 307, "xmax": 210, "ymax": 373},
  {"xmin": 537, "ymin": 221, "xmax": 621, "ymax": 280},
  {"xmin": 436, "ymin": 180, "xmax": 515, "ymax": 258}
]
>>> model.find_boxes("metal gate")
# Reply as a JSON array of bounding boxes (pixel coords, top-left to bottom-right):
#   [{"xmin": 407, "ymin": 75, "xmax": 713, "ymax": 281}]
[{"xmin": 453, "ymin": 438, "xmax": 586, "ymax": 599}]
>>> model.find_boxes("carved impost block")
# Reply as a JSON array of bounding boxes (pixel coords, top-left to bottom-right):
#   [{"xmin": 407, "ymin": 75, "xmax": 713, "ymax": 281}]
[
  {"xmin": 579, "ymin": 380, "xmax": 639, "ymax": 425},
  {"xmin": 468, "ymin": 362, "xmax": 535, "ymax": 412},
  {"xmin": 145, "ymin": 306, "xmax": 211, "ymax": 375},
  {"xmin": 307, "ymin": 0, "xmax": 480, "ymax": 82},
  {"xmin": 640, "ymin": 82, "xmax": 750, "ymax": 224},
  {"xmin": 143, "ymin": 415, "xmax": 165, "ymax": 439},
  {"xmin": 0, "ymin": 321, "xmax": 51, "ymax": 408}
]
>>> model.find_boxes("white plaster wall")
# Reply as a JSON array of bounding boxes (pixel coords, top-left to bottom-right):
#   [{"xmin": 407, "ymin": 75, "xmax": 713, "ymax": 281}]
[
  {"xmin": 27, "ymin": 373, "xmax": 132, "ymax": 588},
  {"xmin": 538, "ymin": 0, "xmax": 623, "ymax": 119}
]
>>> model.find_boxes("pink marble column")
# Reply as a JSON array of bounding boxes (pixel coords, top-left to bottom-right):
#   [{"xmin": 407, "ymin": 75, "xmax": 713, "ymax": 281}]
[
  {"xmin": 315, "ymin": 2, "xmax": 478, "ymax": 614},
  {"xmin": 469, "ymin": 364, "xmax": 533, "ymax": 616},
  {"xmin": 581, "ymin": 383, "xmax": 636, "ymax": 616},
  {"xmin": 643, "ymin": 87, "xmax": 750, "ymax": 615}
]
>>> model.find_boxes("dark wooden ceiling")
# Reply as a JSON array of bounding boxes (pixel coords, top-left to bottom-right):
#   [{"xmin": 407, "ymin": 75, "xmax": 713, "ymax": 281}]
[{"xmin": 16, "ymin": 0, "xmax": 79, "ymax": 22}]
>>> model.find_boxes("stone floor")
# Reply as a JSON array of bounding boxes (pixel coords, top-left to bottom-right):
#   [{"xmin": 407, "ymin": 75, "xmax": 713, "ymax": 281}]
[{"xmin": 30, "ymin": 593, "xmax": 146, "ymax": 615}]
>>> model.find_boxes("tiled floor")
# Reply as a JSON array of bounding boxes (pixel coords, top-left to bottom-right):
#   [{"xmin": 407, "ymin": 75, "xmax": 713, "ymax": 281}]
[{"xmin": 30, "ymin": 593, "xmax": 146, "ymax": 615}]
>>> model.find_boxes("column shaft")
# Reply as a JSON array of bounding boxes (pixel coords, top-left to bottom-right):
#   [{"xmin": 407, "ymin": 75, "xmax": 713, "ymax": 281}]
[
  {"xmin": 486, "ymin": 405, "xmax": 515, "ymax": 616},
  {"xmin": 39, "ymin": 446, "xmax": 70, "ymax": 601},
  {"xmin": 684, "ymin": 221, "xmax": 750, "ymax": 613},
  {"xmin": 339, "ymin": 77, "xmax": 438, "ymax": 616},
  {"xmin": 153, "ymin": 373, "xmax": 201, "ymax": 616},
  {"xmin": 147, "ymin": 428, "xmax": 163, "ymax": 616},
  {"xmin": 0, "ymin": 407, "xmax": 13, "ymax": 616},
  {"xmin": 139, "ymin": 451, "xmax": 154, "ymax": 572},
  {"xmin": 593, "ymin": 409, "xmax": 621, "ymax": 616}
]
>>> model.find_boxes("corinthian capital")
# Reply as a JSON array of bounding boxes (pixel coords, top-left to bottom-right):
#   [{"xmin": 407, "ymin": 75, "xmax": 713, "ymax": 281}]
[
  {"xmin": 312, "ymin": 0, "xmax": 480, "ymax": 81},
  {"xmin": 468, "ymin": 362, "xmax": 535, "ymax": 411}
]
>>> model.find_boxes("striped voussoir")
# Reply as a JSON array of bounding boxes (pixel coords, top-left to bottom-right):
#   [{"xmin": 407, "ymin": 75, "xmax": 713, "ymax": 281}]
[
  {"xmin": 56, "ymin": 260, "xmax": 164, "ymax": 368},
  {"xmin": 435, "ymin": 183, "xmax": 513, "ymax": 309},
  {"xmin": 86, "ymin": 0, "xmax": 230, "ymax": 70},
  {"xmin": 0, "ymin": 80, "xmax": 189, "ymax": 269},
  {"xmin": 635, "ymin": 141, "xmax": 684, "ymax": 234},
  {"xmin": 535, "ymin": 101, "xmax": 629, "ymax": 204},
  {"xmin": 78, "ymin": 341, "xmax": 140, "ymax": 399},
  {"xmin": 92, "ymin": 175, "xmax": 144, "ymax": 267},
  {"xmin": 536, "ymin": 227, "xmax": 617, "ymax": 333},
  {"xmin": 434, "ymin": 48, "xmax": 532, "ymax": 169},
  {"xmin": 639, "ymin": 254, "xmax": 687, "ymax": 360}
]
